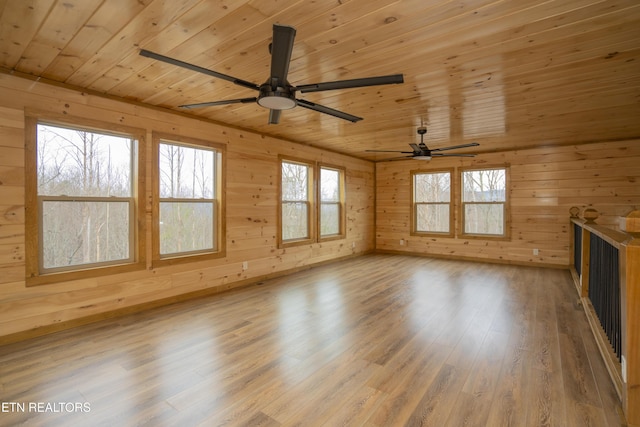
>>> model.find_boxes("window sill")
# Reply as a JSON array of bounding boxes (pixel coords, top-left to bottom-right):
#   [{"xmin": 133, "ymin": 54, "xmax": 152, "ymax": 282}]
[
  {"xmin": 411, "ymin": 231, "xmax": 454, "ymax": 238},
  {"xmin": 26, "ymin": 261, "xmax": 146, "ymax": 287},
  {"xmin": 460, "ymin": 233, "xmax": 510, "ymax": 241}
]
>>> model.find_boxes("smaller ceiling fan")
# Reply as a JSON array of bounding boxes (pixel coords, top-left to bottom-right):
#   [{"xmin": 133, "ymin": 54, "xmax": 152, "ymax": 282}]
[{"xmin": 366, "ymin": 127, "xmax": 479, "ymax": 160}]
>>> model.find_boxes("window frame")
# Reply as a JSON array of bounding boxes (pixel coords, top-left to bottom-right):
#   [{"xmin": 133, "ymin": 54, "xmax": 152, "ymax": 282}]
[
  {"xmin": 278, "ymin": 156, "xmax": 315, "ymax": 248},
  {"xmin": 278, "ymin": 157, "xmax": 348, "ymax": 248},
  {"xmin": 459, "ymin": 165, "xmax": 510, "ymax": 240},
  {"xmin": 25, "ymin": 114, "xmax": 146, "ymax": 286},
  {"xmin": 410, "ymin": 168, "xmax": 454, "ymax": 237},
  {"xmin": 151, "ymin": 132, "xmax": 225, "ymax": 268},
  {"xmin": 318, "ymin": 164, "xmax": 346, "ymax": 241}
]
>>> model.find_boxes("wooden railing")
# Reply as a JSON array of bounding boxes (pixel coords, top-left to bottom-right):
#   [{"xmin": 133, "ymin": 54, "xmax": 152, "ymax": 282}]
[{"xmin": 570, "ymin": 209, "xmax": 640, "ymax": 427}]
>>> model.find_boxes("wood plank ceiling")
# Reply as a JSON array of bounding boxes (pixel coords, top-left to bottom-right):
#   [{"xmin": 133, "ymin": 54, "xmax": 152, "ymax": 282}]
[{"xmin": 1, "ymin": 0, "xmax": 639, "ymax": 161}]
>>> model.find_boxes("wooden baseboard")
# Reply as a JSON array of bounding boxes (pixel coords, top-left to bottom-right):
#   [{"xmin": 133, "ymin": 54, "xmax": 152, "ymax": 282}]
[
  {"xmin": 374, "ymin": 249, "xmax": 570, "ymax": 270},
  {"xmin": 569, "ymin": 266, "xmax": 582, "ymax": 295},
  {"xmin": 0, "ymin": 251, "xmax": 372, "ymax": 346}
]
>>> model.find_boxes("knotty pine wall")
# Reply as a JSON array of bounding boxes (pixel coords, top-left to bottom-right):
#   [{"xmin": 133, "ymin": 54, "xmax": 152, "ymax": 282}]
[
  {"xmin": 0, "ymin": 73, "xmax": 375, "ymax": 342},
  {"xmin": 376, "ymin": 141, "xmax": 640, "ymax": 267}
]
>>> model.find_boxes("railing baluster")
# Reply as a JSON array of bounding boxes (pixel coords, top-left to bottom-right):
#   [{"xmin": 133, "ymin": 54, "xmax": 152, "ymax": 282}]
[
  {"xmin": 574, "ymin": 222, "xmax": 582, "ymax": 276},
  {"xmin": 588, "ymin": 233, "xmax": 621, "ymax": 361}
]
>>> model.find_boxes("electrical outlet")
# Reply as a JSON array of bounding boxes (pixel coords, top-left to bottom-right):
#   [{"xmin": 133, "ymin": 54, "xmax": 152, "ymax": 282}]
[
  {"xmin": 352, "ymin": 242, "xmax": 356, "ymax": 249},
  {"xmin": 400, "ymin": 239, "xmax": 405, "ymax": 246},
  {"xmin": 242, "ymin": 261, "xmax": 248, "ymax": 271},
  {"xmin": 622, "ymin": 355, "xmax": 627, "ymax": 382},
  {"xmin": 533, "ymin": 248, "xmax": 539, "ymax": 255}
]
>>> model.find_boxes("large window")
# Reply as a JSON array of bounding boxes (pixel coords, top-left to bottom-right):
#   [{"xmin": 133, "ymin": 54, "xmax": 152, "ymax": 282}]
[
  {"xmin": 412, "ymin": 170, "xmax": 452, "ymax": 235},
  {"xmin": 461, "ymin": 167, "xmax": 507, "ymax": 237},
  {"xmin": 279, "ymin": 158, "xmax": 346, "ymax": 246},
  {"xmin": 26, "ymin": 117, "xmax": 145, "ymax": 285},
  {"xmin": 152, "ymin": 134, "xmax": 224, "ymax": 266}
]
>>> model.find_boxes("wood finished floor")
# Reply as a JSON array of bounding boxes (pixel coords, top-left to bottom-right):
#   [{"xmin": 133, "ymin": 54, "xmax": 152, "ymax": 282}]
[{"xmin": 0, "ymin": 254, "xmax": 625, "ymax": 426}]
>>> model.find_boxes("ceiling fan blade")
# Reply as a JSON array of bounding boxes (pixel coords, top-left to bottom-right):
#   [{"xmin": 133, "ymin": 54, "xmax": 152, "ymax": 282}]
[
  {"xmin": 431, "ymin": 153, "xmax": 477, "ymax": 157},
  {"xmin": 179, "ymin": 97, "xmax": 257, "ymax": 109},
  {"xmin": 270, "ymin": 25, "xmax": 296, "ymax": 86},
  {"xmin": 268, "ymin": 109, "xmax": 282, "ymax": 124},
  {"xmin": 296, "ymin": 74, "xmax": 404, "ymax": 93},
  {"xmin": 386, "ymin": 156, "xmax": 415, "ymax": 161},
  {"xmin": 140, "ymin": 49, "xmax": 259, "ymax": 91},
  {"xmin": 430, "ymin": 142, "xmax": 480, "ymax": 152},
  {"xmin": 365, "ymin": 150, "xmax": 413, "ymax": 153},
  {"xmin": 296, "ymin": 99, "xmax": 363, "ymax": 122}
]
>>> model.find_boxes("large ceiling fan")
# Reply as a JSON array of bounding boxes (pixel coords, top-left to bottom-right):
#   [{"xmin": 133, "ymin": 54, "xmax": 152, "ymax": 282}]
[
  {"xmin": 366, "ymin": 127, "xmax": 479, "ymax": 160},
  {"xmin": 140, "ymin": 24, "xmax": 404, "ymax": 124}
]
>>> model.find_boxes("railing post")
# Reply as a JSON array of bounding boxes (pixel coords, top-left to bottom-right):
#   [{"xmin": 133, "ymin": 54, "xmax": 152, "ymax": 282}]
[
  {"xmin": 620, "ymin": 210, "xmax": 640, "ymax": 427},
  {"xmin": 569, "ymin": 207, "xmax": 582, "ymax": 294},
  {"xmin": 580, "ymin": 208, "xmax": 599, "ymax": 298}
]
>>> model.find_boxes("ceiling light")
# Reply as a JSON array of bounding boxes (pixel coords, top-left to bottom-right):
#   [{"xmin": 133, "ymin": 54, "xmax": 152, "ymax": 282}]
[
  {"xmin": 257, "ymin": 85, "xmax": 297, "ymax": 110},
  {"xmin": 257, "ymin": 94, "xmax": 297, "ymax": 110}
]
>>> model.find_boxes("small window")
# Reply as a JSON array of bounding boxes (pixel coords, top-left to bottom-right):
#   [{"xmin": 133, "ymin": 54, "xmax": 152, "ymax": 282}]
[
  {"xmin": 461, "ymin": 167, "xmax": 508, "ymax": 237},
  {"xmin": 26, "ymin": 117, "xmax": 145, "ymax": 285},
  {"xmin": 412, "ymin": 170, "xmax": 452, "ymax": 235},
  {"xmin": 152, "ymin": 134, "xmax": 224, "ymax": 266},
  {"xmin": 319, "ymin": 166, "xmax": 345, "ymax": 239},
  {"xmin": 280, "ymin": 160, "xmax": 312, "ymax": 243}
]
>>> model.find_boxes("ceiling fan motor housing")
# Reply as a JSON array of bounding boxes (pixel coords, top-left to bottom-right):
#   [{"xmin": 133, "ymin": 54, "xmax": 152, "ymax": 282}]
[{"xmin": 257, "ymin": 83, "xmax": 297, "ymax": 110}]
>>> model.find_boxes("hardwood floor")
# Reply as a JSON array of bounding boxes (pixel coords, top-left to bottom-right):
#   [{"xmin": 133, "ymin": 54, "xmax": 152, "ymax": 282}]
[{"xmin": 0, "ymin": 254, "xmax": 625, "ymax": 426}]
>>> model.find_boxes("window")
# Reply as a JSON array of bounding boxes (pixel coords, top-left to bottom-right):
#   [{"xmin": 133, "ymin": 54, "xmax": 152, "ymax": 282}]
[
  {"xmin": 279, "ymin": 158, "xmax": 346, "ymax": 247},
  {"xmin": 280, "ymin": 159, "xmax": 313, "ymax": 243},
  {"xmin": 319, "ymin": 166, "xmax": 345, "ymax": 239},
  {"xmin": 412, "ymin": 170, "xmax": 453, "ymax": 235},
  {"xmin": 461, "ymin": 167, "xmax": 507, "ymax": 237},
  {"xmin": 152, "ymin": 133, "xmax": 224, "ymax": 266},
  {"xmin": 26, "ymin": 117, "xmax": 145, "ymax": 285}
]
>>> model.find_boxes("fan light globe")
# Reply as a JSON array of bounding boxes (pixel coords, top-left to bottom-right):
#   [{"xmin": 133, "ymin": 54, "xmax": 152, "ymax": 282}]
[
  {"xmin": 415, "ymin": 155, "xmax": 432, "ymax": 160},
  {"xmin": 257, "ymin": 94, "xmax": 297, "ymax": 110}
]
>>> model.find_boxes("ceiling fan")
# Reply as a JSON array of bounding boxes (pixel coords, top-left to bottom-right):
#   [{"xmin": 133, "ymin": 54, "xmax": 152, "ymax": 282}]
[
  {"xmin": 139, "ymin": 24, "xmax": 404, "ymax": 124},
  {"xmin": 366, "ymin": 127, "xmax": 479, "ymax": 160}
]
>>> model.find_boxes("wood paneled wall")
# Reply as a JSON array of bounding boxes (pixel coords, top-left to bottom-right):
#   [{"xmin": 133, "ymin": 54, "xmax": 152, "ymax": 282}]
[
  {"xmin": 376, "ymin": 142, "xmax": 640, "ymax": 267},
  {"xmin": 0, "ymin": 73, "xmax": 375, "ymax": 342},
  {"xmin": 1, "ymin": 70, "xmax": 638, "ymax": 342}
]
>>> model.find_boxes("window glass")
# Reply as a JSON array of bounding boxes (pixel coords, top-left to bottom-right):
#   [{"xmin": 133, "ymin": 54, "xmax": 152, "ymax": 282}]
[
  {"xmin": 41, "ymin": 200, "xmax": 130, "ymax": 269},
  {"xmin": 462, "ymin": 168, "xmax": 506, "ymax": 236},
  {"xmin": 413, "ymin": 171, "xmax": 451, "ymax": 234},
  {"xmin": 37, "ymin": 124, "xmax": 132, "ymax": 197},
  {"xmin": 281, "ymin": 161, "xmax": 310, "ymax": 241},
  {"xmin": 158, "ymin": 141, "xmax": 217, "ymax": 256},
  {"xmin": 320, "ymin": 167, "xmax": 341, "ymax": 237},
  {"xmin": 159, "ymin": 144, "xmax": 215, "ymax": 199}
]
